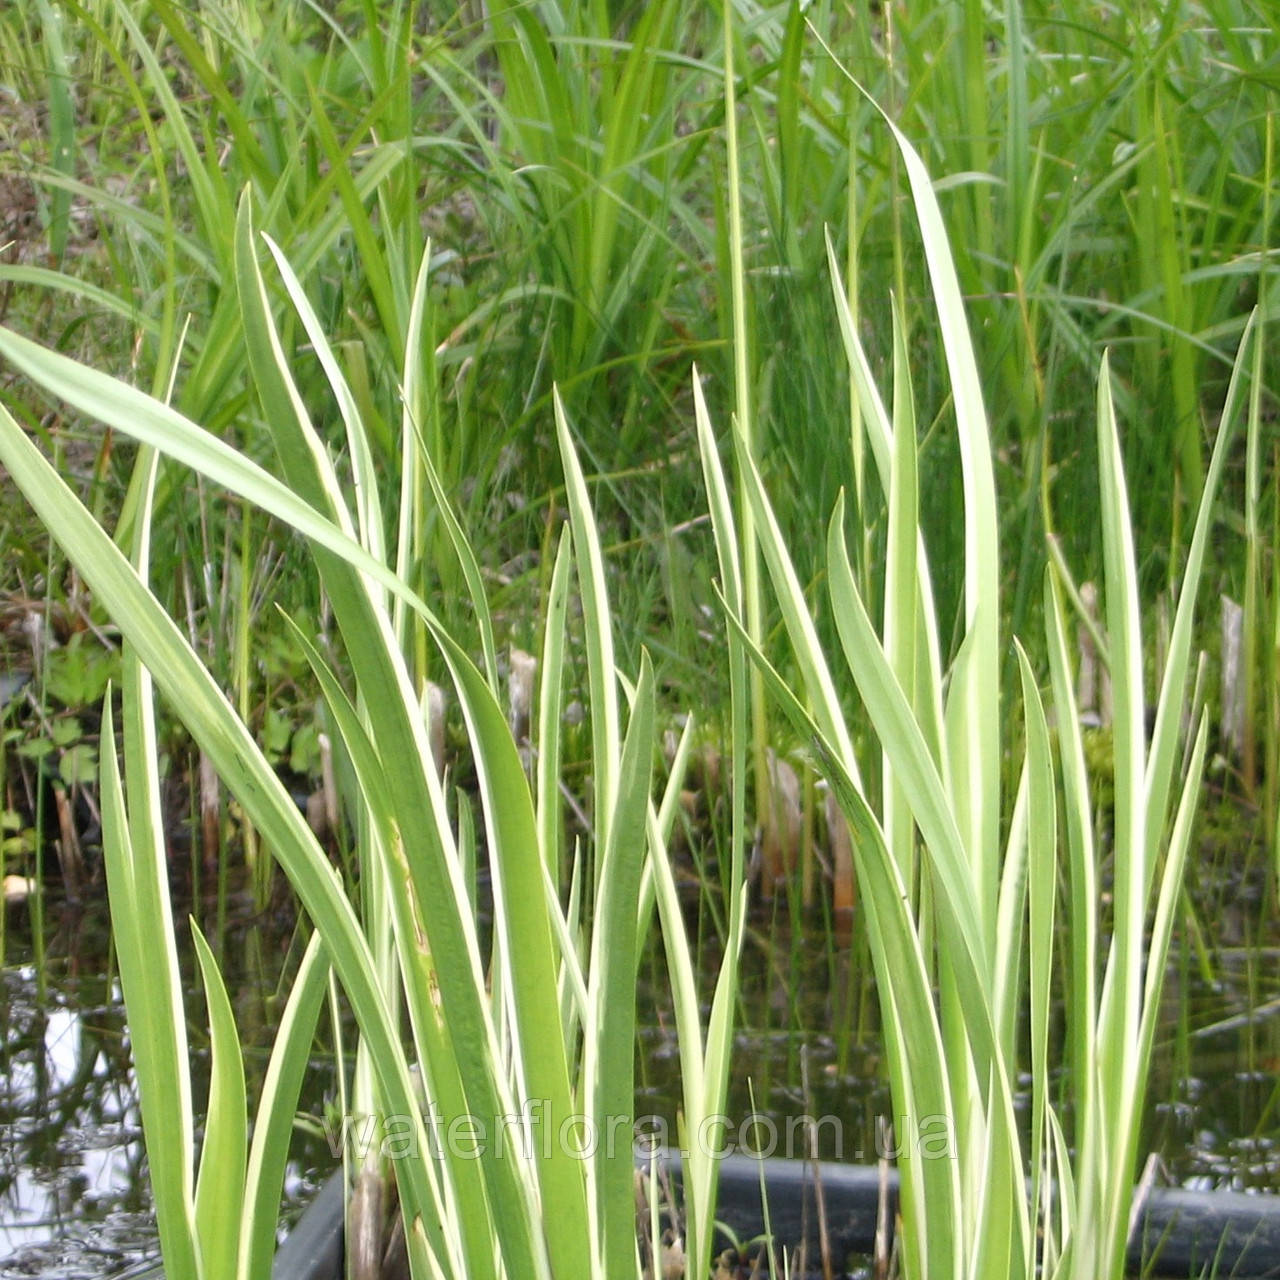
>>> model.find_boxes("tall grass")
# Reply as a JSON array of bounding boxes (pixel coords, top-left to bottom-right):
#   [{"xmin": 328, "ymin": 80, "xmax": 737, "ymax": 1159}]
[
  {"xmin": 706, "ymin": 1, "xmax": 1276, "ymax": 621},
  {"xmin": 0, "ymin": 203, "xmax": 748, "ymax": 1278},
  {"xmin": 0, "ymin": 3, "xmax": 1274, "ymax": 1274},
  {"xmin": 700, "ymin": 83, "xmax": 1250, "ymax": 1277},
  {"xmin": 3, "ymin": 0, "xmax": 1273, "ymax": 665}
]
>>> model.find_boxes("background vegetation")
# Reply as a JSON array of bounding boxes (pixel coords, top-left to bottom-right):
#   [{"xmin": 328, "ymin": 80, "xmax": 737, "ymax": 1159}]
[{"xmin": 0, "ymin": 0, "xmax": 1277, "ymax": 1275}]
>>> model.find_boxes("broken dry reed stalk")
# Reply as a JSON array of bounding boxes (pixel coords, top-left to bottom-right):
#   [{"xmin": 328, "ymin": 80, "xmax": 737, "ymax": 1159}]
[{"xmin": 1220, "ymin": 595, "xmax": 1245, "ymax": 761}]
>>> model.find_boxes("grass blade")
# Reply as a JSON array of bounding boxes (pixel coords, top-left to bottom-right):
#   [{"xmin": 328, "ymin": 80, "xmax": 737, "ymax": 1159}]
[
  {"xmin": 238, "ymin": 931, "xmax": 329, "ymax": 1280},
  {"xmin": 191, "ymin": 923, "xmax": 248, "ymax": 1280}
]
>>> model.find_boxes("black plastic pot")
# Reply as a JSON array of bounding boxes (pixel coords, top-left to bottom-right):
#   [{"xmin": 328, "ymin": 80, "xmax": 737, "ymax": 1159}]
[
  {"xmin": 272, "ymin": 1154, "xmax": 1280, "ymax": 1279},
  {"xmin": 273, "ymin": 1169, "xmax": 345, "ymax": 1280}
]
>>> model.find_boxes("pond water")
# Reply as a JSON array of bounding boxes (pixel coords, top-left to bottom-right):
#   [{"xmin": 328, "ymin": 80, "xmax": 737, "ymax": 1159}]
[
  {"xmin": 0, "ymin": 957, "xmax": 150, "ymax": 1277},
  {"xmin": 0, "ymin": 898, "xmax": 334, "ymax": 1279},
  {"xmin": 640, "ymin": 903, "xmax": 1280, "ymax": 1191},
  {"xmin": 1, "ymin": 878, "xmax": 1277, "ymax": 1277}
]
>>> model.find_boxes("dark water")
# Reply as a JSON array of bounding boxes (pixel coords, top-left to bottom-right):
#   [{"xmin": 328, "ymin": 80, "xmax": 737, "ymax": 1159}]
[
  {"xmin": 0, "ymin": 897, "xmax": 334, "ymax": 1279},
  {"xmin": 639, "ymin": 906, "xmax": 1280, "ymax": 1185},
  {"xmin": 0, "ymin": 956, "xmax": 150, "ymax": 1276},
  {"xmin": 1, "ymin": 884, "xmax": 1277, "ymax": 1277}
]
